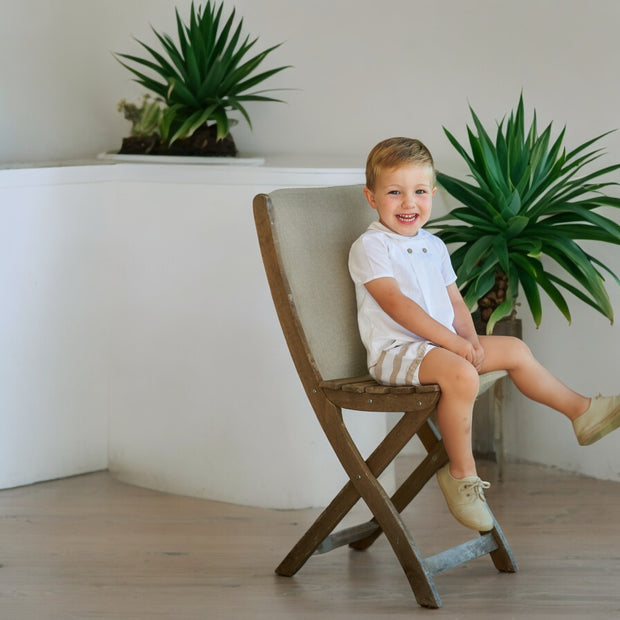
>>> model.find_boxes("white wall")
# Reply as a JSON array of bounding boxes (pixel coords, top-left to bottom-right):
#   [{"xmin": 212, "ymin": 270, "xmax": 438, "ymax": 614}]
[
  {"xmin": 2, "ymin": 163, "xmax": 390, "ymax": 509},
  {"xmin": 3, "ymin": 1, "xmax": 620, "ymax": 167},
  {"xmin": 0, "ymin": 169, "xmax": 114, "ymax": 487},
  {"xmin": 1, "ymin": 0, "xmax": 619, "ymax": 483}
]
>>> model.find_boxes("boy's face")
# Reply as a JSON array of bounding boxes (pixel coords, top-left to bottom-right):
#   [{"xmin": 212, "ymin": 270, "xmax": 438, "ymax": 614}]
[{"xmin": 363, "ymin": 164, "xmax": 436, "ymax": 237}]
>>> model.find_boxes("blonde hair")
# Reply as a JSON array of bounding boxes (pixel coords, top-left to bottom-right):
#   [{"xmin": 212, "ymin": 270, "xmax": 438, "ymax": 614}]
[{"xmin": 365, "ymin": 137, "xmax": 435, "ymax": 191}]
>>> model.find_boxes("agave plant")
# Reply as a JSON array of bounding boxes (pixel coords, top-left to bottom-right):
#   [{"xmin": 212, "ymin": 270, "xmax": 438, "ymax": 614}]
[
  {"xmin": 428, "ymin": 95, "xmax": 620, "ymax": 334},
  {"xmin": 115, "ymin": 1, "xmax": 290, "ymax": 145}
]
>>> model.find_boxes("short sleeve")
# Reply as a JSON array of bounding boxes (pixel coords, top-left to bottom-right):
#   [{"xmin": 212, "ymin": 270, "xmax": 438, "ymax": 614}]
[
  {"xmin": 435, "ymin": 236, "xmax": 457, "ymax": 286},
  {"xmin": 349, "ymin": 233, "xmax": 395, "ymax": 285}
]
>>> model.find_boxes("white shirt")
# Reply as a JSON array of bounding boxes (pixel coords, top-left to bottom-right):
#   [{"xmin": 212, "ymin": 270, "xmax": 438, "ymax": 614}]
[{"xmin": 348, "ymin": 221, "xmax": 457, "ymax": 367}]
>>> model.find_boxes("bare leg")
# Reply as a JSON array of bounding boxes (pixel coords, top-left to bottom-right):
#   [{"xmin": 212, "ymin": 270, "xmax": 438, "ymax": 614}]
[
  {"xmin": 418, "ymin": 347, "xmax": 480, "ymax": 478},
  {"xmin": 418, "ymin": 336, "xmax": 591, "ymax": 478},
  {"xmin": 478, "ymin": 335, "xmax": 590, "ymax": 421}
]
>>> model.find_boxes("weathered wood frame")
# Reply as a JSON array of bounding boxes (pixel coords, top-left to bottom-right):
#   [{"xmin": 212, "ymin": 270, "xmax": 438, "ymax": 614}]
[{"xmin": 253, "ymin": 190, "xmax": 517, "ymax": 608}]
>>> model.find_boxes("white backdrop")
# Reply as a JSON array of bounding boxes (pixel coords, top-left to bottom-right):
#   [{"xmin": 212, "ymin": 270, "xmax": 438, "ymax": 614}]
[
  {"xmin": 2, "ymin": 0, "xmax": 620, "ymax": 169},
  {"xmin": 1, "ymin": 0, "xmax": 619, "ymax": 483}
]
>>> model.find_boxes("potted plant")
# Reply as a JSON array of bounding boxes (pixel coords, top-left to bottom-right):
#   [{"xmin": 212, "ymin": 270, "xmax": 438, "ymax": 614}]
[
  {"xmin": 428, "ymin": 94, "xmax": 620, "ymax": 335},
  {"xmin": 114, "ymin": 1, "xmax": 291, "ymax": 157}
]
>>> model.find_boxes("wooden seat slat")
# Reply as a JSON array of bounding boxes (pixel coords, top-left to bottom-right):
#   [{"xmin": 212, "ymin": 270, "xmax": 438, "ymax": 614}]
[
  {"xmin": 319, "ymin": 376, "xmax": 373, "ymax": 391},
  {"xmin": 321, "ymin": 377, "xmax": 441, "ymax": 396}
]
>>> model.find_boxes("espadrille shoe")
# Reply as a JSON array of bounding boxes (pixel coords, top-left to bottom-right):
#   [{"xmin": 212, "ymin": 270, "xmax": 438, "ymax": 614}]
[
  {"xmin": 573, "ymin": 394, "xmax": 620, "ymax": 446},
  {"xmin": 437, "ymin": 464, "xmax": 494, "ymax": 532}
]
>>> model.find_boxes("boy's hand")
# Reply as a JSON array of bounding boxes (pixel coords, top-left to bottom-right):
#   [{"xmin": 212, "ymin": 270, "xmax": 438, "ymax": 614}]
[
  {"xmin": 470, "ymin": 342, "xmax": 485, "ymax": 372},
  {"xmin": 453, "ymin": 337, "xmax": 485, "ymax": 371}
]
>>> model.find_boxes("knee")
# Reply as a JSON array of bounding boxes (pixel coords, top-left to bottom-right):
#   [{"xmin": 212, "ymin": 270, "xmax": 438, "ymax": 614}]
[
  {"xmin": 443, "ymin": 360, "xmax": 480, "ymax": 399},
  {"xmin": 506, "ymin": 336, "xmax": 533, "ymax": 365}
]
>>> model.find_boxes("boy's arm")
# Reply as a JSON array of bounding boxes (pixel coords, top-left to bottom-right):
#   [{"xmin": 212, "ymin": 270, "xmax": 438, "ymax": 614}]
[
  {"xmin": 447, "ymin": 283, "xmax": 485, "ymax": 370},
  {"xmin": 364, "ymin": 277, "xmax": 480, "ymax": 365},
  {"xmin": 448, "ymin": 283, "xmax": 480, "ymax": 342}
]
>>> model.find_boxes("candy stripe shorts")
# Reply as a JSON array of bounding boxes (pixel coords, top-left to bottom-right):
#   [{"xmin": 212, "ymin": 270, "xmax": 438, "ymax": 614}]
[{"xmin": 369, "ymin": 340, "xmax": 436, "ymax": 387}]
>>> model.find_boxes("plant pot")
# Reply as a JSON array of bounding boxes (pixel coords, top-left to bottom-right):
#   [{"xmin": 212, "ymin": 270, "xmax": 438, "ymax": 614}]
[
  {"xmin": 119, "ymin": 124, "xmax": 238, "ymax": 157},
  {"xmin": 473, "ymin": 312, "xmax": 522, "ymax": 339}
]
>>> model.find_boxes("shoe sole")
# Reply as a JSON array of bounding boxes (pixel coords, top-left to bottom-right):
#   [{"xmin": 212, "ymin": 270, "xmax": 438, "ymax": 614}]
[{"xmin": 578, "ymin": 404, "xmax": 620, "ymax": 446}]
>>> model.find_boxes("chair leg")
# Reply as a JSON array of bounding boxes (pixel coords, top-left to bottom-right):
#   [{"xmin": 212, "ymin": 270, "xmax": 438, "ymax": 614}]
[
  {"xmin": 277, "ymin": 407, "xmax": 516, "ymax": 608},
  {"xmin": 275, "ymin": 475, "xmax": 363, "ymax": 578},
  {"xmin": 488, "ymin": 518, "xmax": 519, "ymax": 573},
  {"xmin": 352, "ymin": 418, "xmax": 517, "ymax": 574},
  {"xmin": 315, "ymin": 401, "xmax": 443, "ymax": 608},
  {"xmin": 276, "ymin": 407, "xmax": 430, "ymax": 576},
  {"xmin": 418, "ymin": 419, "xmax": 518, "ymax": 574},
  {"xmin": 349, "ymin": 430, "xmax": 448, "ymax": 551}
]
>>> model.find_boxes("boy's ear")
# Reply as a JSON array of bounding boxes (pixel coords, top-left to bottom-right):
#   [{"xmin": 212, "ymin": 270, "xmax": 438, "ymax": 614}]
[
  {"xmin": 363, "ymin": 187, "xmax": 377, "ymax": 210},
  {"xmin": 432, "ymin": 186, "xmax": 437, "ymax": 196}
]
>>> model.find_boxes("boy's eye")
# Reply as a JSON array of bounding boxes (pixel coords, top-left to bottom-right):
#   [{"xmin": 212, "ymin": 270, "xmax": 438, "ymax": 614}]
[
  {"xmin": 388, "ymin": 190, "xmax": 400, "ymax": 195},
  {"xmin": 416, "ymin": 189, "xmax": 427, "ymax": 194}
]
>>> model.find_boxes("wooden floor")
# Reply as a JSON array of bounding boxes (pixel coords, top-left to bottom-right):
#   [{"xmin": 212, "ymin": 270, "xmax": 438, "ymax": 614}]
[{"xmin": 1, "ymin": 459, "xmax": 620, "ymax": 619}]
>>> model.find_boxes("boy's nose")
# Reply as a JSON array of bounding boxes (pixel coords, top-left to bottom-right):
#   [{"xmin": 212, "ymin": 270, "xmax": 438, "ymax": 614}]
[{"xmin": 403, "ymin": 192, "xmax": 417, "ymax": 207}]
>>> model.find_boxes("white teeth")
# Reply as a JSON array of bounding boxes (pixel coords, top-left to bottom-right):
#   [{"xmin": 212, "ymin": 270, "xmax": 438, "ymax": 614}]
[{"xmin": 397, "ymin": 214, "xmax": 418, "ymax": 221}]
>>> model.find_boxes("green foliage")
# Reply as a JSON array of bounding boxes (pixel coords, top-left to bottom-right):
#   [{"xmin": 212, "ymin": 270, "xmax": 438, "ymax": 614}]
[
  {"xmin": 428, "ymin": 94, "xmax": 620, "ymax": 334},
  {"xmin": 117, "ymin": 95, "xmax": 164, "ymax": 137},
  {"xmin": 115, "ymin": 1, "xmax": 291, "ymax": 144}
]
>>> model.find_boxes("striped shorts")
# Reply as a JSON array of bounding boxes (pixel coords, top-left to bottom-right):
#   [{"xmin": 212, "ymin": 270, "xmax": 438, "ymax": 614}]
[{"xmin": 369, "ymin": 340, "xmax": 437, "ymax": 387}]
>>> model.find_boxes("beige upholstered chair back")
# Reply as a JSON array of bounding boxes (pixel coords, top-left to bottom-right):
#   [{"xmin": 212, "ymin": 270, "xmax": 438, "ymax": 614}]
[{"xmin": 265, "ymin": 184, "xmax": 375, "ymax": 381}]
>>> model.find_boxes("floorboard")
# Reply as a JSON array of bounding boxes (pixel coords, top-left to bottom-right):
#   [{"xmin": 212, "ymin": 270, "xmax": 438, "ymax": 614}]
[{"xmin": 1, "ymin": 459, "xmax": 619, "ymax": 618}]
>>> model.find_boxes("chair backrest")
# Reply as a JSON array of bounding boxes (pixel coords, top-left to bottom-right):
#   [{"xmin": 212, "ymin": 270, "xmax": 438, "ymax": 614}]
[{"xmin": 254, "ymin": 185, "xmax": 376, "ymax": 385}]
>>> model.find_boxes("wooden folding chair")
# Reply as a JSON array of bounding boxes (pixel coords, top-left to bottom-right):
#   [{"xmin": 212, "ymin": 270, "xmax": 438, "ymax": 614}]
[{"xmin": 253, "ymin": 185, "xmax": 517, "ymax": 608}]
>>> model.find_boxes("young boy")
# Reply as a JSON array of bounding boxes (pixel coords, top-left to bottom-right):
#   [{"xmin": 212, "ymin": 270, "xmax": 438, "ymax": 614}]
[{"xmin": 349, "ymin": 137, "xmax": 620, "ymax": 532}]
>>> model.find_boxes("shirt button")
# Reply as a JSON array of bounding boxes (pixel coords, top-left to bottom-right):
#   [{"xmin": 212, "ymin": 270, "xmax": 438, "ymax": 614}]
[
  {"xmin": 422, "ymin": 248, "xmax": 428, "ymax": 253},
  {"xmin": 407, "ymin": 248, "xmax": 413, "ymax": 254}
]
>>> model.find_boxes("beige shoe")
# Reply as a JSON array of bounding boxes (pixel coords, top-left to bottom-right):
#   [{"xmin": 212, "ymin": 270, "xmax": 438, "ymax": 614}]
[
  {"xmin": 573, "ymin": 394, "xmax": 620, "ymax": 446},
  {"xmin": 436, "ymin": 464, "xmax": 494, "ymax": 532}
]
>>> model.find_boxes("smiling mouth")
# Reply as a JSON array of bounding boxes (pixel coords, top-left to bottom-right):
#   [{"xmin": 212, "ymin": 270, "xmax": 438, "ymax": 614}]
[{"xmin": 397, "ymin": 213, "xmax": 419, "ymax": 223}]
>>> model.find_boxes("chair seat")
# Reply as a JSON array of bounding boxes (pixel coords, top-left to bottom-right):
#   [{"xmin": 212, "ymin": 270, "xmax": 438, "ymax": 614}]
[
  {"xmin": 319, "ymin": 371, "xmax": 507, "ymax": 412},
  {"xmin": 320, "ymin": 375, "xmax": 440, "ymax": 412},
  {"xmin": 320, "ymin": 374, "xmax": 440, "ymax": 394}
]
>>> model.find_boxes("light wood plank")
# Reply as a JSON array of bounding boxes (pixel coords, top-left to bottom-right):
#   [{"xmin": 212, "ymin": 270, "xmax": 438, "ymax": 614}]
[{"xmin": 1, "ymin": 460, "xmax": 619, "ymax": 618}]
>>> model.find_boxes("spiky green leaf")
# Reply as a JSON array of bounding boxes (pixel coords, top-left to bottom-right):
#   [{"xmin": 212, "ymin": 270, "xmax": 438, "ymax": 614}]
[
  {"xmin": 430, "ymin": 94, "xmax": 620, "ymax": 329},
  {"xmin": 114, "ymin": 1, "xmax": 291, "ymax": 145}
]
